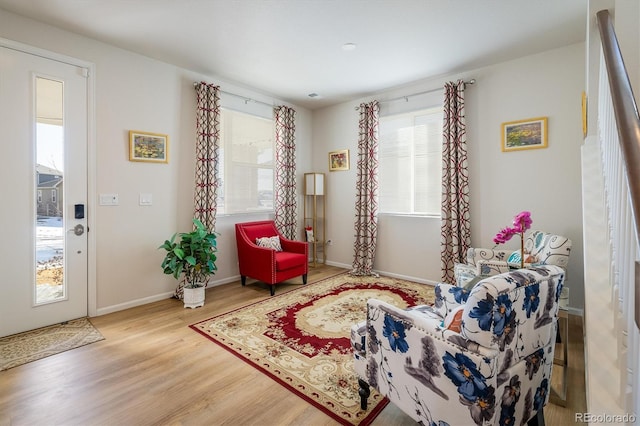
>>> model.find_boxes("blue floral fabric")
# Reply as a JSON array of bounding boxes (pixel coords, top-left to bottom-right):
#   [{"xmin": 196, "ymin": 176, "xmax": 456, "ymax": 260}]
[
  {"xmin": 351, "ymin": 265, "xmax": 565, "ymax": 426},
  {"xmin": 382, "ymin": 315, "xmax": 409, "ymax": 353}
]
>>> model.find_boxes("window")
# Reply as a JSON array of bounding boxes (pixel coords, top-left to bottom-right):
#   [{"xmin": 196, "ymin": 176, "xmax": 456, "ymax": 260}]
[
  {"xmin": 218, "ymin": 108, "xmax": 274, "ymax": 214},
  {"xmin": 378, "ymin": 107, "xmax": 443, "ymax": 216},
  {"xmin": 37, "ymin": 190, "xmax": 42, "ymax": 203},
  {"xmin": 51, "ymin": 189, "xmax": 57, "ymax": 203}
]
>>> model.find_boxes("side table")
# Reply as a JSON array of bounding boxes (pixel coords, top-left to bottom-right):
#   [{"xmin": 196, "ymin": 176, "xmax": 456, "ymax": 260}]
[{"xmin": 550, "ymin": 286, "xmax": 569, "ymax": 406}]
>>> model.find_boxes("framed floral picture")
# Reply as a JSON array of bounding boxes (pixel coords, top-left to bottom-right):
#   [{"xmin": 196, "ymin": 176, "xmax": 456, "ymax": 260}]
[
  {"xmin": 129, "ymin": 130, "xmax": 169, "ymax": 163},
  {"xmin": 501, "ymin": 117, "xmax": 548, "ymax": 152},
  {"xmin": 328, "ymin": 149, "xmax": 349, "ymax": 171}
]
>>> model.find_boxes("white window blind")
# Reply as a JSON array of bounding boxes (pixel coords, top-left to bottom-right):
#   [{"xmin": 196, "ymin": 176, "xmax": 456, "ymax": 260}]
[
  {"xmin": 379, "ymin": 107, "xmax": 443, "ymax": 215},
  {"xmin": 218, "ymin": 108, "xmax": 274, "ymax": 214}
]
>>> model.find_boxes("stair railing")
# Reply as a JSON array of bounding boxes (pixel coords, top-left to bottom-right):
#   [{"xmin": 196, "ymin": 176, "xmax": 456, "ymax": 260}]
[{"xmin": 596, "ymin": 8, "xmax": 640, "ymax": 414}]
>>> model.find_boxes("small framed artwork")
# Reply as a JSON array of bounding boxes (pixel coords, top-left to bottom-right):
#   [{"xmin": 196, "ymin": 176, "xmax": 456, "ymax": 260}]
[
  {"xmin": 329, "ymin": 149, "xmax": 349, "ymax": 171},
  {"xmin": 305, "ymin": 226, "xmax": 315, "ymax": 242},
  {"xmin": 129, "ymin": 130, "xmax": 169, "ymax": 163},
  {"xmin": 501, "ymin": 117, "xmax": 548, "ymax": 152}
]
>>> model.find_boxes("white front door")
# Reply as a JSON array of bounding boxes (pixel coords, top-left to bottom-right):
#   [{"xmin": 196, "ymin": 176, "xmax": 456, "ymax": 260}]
[{"xmin": 0, "ymin": 45, "xmax": 88, "ymax": 337}]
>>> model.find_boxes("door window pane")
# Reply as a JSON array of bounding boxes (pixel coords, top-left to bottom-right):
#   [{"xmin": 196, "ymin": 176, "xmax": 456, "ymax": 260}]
[{"xmin": 35, "ymin": 77, "xmax": 65, "ymax": 304}]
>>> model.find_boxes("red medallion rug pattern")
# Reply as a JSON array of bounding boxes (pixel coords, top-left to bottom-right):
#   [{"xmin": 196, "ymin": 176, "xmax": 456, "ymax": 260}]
[{"xmin": 190, "ymin": 272, "xmax": 435, "ymax": 425}]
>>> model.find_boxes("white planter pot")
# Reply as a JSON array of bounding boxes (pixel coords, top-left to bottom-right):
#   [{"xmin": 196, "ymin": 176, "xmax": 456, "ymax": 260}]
[{"xmin": 183, "ymin": 285, "xmax": 205, "ymax": 309}]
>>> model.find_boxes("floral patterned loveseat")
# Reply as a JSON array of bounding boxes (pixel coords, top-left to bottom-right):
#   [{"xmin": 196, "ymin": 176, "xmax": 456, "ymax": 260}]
[
  {"xmin": 455, "ymin": 230, "xmax": 572, "ymax": 284},
  {"xmin": 350, "ymin": 265, "xmax": 565, "ymax": 426}
]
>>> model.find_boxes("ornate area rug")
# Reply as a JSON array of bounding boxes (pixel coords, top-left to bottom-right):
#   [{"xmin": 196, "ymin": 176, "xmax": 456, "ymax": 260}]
[
  {"xmin": 0, "ymin": 317, "xmax": 104, "ymax": 371},
  {"xmin": 190, "ymin": 272, "xmax": 435, "ymax": 425}
]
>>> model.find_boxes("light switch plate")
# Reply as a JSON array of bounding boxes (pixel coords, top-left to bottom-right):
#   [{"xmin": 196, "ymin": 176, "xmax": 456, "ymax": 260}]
[{"xmin": 139, "ymin": 193, "xmax": 152, "ymax": 206}]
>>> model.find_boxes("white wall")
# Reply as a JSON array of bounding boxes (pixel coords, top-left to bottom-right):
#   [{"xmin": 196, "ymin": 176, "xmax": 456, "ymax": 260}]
[
  {"xmin": 313, "ymin": 43, "xmax": 586, "ymax": 310},
  {"xmin": 0, "ymin": 9, "xmax": 313, "ymax": 314},
  {"xmin": 614, "ymin": 0, "xmax": 640, "ymax": 93},
  {"xmin": 0, "ymin": 8, "xmax": 586, "ymax": 313}
]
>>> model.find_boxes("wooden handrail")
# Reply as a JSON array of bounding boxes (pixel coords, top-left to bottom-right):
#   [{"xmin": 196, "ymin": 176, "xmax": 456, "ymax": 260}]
[{"xmin": 597, "ymin": 9, "xmax": 640, "ymax": 327}]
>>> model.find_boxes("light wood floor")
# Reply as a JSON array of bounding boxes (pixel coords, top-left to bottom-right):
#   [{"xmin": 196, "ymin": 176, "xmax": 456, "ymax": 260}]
[{"xmin": 0, "ymin": 265, "xmax": 586, "ymax": 425}]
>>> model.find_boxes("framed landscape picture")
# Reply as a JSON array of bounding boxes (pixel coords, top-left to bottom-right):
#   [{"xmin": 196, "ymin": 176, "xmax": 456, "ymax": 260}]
[
  {"xmin": 329, "ymin": 149, "xmax": 349, "ymax": 171},
  {"xmin": 501, "ymin": 117, "xmax": 548, "ymax": 152},
  {"xmin": 129, "ymin": 130, "xmax": 169, "ymax": 163}
]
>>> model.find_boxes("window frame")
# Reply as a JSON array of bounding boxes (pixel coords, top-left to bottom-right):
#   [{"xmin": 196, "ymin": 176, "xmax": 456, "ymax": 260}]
[
  {"xmin": 216, "ymin": 107, "xmax": 275, "ymax": 216},
  {"xmin": 378, "ymin": 105, "xmax": 443, "ymax": 218}
]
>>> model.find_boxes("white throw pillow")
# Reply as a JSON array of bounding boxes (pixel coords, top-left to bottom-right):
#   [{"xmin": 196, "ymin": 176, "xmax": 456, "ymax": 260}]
[
  {"xmin": 255, "ymin": 236, "xmax": 282, "ymax": 251},
  {"xmin": 454, "ymin": 263, "xmax": 477, "ymax": 287}
]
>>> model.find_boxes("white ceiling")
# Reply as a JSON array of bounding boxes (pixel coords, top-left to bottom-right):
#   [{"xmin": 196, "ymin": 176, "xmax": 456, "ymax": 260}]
[{"xmin": 0, "ymin": 0, "xmax": 587, "ymax": 109}]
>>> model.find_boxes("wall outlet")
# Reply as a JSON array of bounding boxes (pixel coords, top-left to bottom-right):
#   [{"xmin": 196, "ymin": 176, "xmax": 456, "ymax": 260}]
[{"xmin": 99, "ymin": 193, "xmax": 119, "ymax": 206}]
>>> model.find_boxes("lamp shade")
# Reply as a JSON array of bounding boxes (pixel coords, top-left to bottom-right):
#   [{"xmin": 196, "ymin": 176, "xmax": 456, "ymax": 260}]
[{"xmin": 304, "ymin": 173, "xmax": 324, "ymax": 195}]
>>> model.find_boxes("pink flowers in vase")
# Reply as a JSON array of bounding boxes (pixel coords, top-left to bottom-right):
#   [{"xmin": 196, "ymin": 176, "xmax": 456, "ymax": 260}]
[
  {"xmin": 513, "ymin": 211, "xmax": 533, "ymax": 233},
  {"xmin": 493, "ymin": 227, "xmax": 517, "ymax": 245},
  {"xmin": 493, "ymin": 211, "xmax": 532, "ymax": 268}
]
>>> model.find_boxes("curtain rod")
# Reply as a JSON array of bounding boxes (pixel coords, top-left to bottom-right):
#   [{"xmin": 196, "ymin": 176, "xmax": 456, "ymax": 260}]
[
  {"xmin": 193, "ymin": 82, "xmax": 275, "ymax": 108},
  {"xmin": 355, "ymin": 78, "xmax": 476, "ymax": 110},
  {"xmin": 383, "ymin": 79, "xmax": 475, "ymax": 103},
  {"xmin": 193, "ymin": 78, "xmax": 475, "ymax": 110}
]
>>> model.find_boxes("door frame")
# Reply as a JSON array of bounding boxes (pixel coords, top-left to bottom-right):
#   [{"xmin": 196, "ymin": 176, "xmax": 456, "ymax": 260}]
[{"xmin": 1, "ymin": 37, "xmax": 98, "ymax": 317}]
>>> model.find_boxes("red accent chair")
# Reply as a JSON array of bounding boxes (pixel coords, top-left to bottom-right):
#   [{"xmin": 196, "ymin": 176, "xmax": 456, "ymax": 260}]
[{"xmin": 235, "ymin": 220, "xmax": 308, "ymax": 296}]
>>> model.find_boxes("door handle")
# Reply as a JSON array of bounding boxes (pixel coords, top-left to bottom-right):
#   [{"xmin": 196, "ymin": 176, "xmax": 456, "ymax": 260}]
[{"xmin": 68, "ymin": 224, "xmax": 85, "ymax": 236}]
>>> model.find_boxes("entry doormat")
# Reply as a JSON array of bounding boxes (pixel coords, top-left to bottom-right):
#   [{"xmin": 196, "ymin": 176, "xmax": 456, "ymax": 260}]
[
  {"xmin": 190, "ymin": 272, "xmax": 435, "ymax": 425},
  {"xmin": 0, "ymin": 317, "xmax": 104, "ymax": 371}
]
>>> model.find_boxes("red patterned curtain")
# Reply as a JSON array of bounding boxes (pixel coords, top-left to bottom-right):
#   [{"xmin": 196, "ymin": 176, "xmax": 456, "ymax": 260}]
[
  {"xmin": 351, "ymin": 101, "xmax": 380, "ymax": 276},
  {"xmin": 193, "ymin": 82, "xmax": 220, "ymax": 231},
  {"xmin": 174, "ymin": 82, "xmax": 220, "ymax": 300},
  {"xmin": 440, "ymin": 80, "xmax": 470, "ymax": 283},
  {"xmin": 274, "ymin": 106, "xmax": 297, "ymax": 239}
]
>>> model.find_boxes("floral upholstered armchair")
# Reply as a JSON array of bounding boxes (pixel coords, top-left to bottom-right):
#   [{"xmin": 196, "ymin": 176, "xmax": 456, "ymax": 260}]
[
  {"xmin": 350, "ymin": 265, "xmax": 565, "ymax": 426},
  {"xmin": 454, "ymin": 230, "xmax": 572, "ymax": 288}
]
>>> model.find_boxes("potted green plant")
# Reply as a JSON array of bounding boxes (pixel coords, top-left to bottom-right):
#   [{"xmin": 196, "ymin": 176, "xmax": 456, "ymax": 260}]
[{"xmin": 159, "ymin": 218, "xmax": 217, "ymax": 308}]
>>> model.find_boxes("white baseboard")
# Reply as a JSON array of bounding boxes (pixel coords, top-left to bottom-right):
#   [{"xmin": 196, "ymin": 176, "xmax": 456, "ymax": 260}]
[
  {"xmin": 372, "ymin": 269, "xmax": 438, "ymax": 286},
  {"xmin": 94, "ymin": 275, "xmax": 244, "ymax": 317},
  {"xmin": 324, "ymin": 260, "xmax": 437, "ymax": 286},
  {"xmin": 95, "ymin": 291, "xmax": 176, "ymax": 316},
  {"xmin": 207, "ymin": 275, "xmax": 242, "ymax": 287},
  {"xmin": 325, "ymin": 260, "xmax": 351, "ymax": 269},
  {"xmin": 566, "ymin": 307, "xmax": 584, "ymax": 317},
  {"xmin": 96, "ymin": 271, "xmax": 574, "ymax": 317}
]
